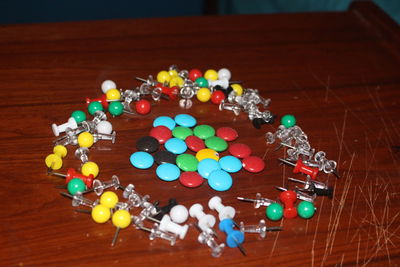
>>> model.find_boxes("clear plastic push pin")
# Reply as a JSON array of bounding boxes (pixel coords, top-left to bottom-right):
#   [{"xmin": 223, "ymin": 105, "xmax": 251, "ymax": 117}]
[
  {"xmin": 93, "ymin": 131, "xmax": 116, "ymax": 144},
  {"xmin": 87, "ymin": 175, "xmax": 123, "ymax": 196},
  {"xmin": 60, "ymin": 191, "xmax": 98, "ymax": 208},
  {"xmin": 146, "ymin": 215, "xmax": 189, "ymax": 240},
  {"xmin": 275, "ymin": 186, "xmax": 316, "ymax": 203},
  {"xmin": 75, "ymin": 147, "xmax": 89, "ymax": 164},
  {"xmin": 194, "ymin": 224, "xmax": 225, "ymax": 257},
  {"xmin": 237, "ymin": 193, "xmax": 276, "ymax": 208},
  {"xmin": 137, "ymin": 223, "xmax": 177, "ymax": 246},
  {"xmin": 239, "ymin": 219, "xmax": 282, "ymax": 238}
]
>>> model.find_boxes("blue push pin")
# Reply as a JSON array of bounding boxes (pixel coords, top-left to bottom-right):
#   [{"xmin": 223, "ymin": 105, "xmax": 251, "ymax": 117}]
[{"xmin": 219, "ymin": 218, "xmax": 246, "ymax": 256}]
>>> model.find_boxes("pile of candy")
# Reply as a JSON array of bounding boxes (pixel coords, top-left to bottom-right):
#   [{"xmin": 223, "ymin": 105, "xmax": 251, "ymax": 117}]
[{"xmin": 44, "ymin": 66, "xmax": 338, "ymax": 257}]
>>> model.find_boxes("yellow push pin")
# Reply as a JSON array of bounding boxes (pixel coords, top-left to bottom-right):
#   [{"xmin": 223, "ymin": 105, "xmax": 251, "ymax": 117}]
[
  {"xmin": 91, "ymin": 204, "xmax": 111, "ymax": 223},
  {"xmin": 81, "ymin": 161, "xmax": 99, "ymax": 178},
  {"xmin": 156, "ymin": 70, "xmax": 171, "ymax": 85},
  {"xmin": 111, "ymin": 209, "xmax": 132, "ymax": 246},
  {"xmin": 78, "ymin": 132, "xmax": 94, "ymax": 148},
  {"xmin": 45, "ymin": 145, "xmax": 68, "ymax": 172},
  {"xmin": 100, "ymin": 191, "xmax": 119, "ymax": 209}
]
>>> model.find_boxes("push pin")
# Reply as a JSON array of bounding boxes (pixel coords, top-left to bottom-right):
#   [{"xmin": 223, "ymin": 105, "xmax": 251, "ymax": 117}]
[
  {"xmin": 276, "ymin": 142, "xmax": 314, "ymax": 158},
  {"xmin": 75, "ymin": 147, "xmax": 89, "ymax": 164},
  {"xmin": 239, "ymin": 219, "xmax": 282, "ymax": 238},
  {"xmin": 122, "ymin": 184, "xmax": 150, "ymax": 208},
  {"xmin": 208, "ymin": 196, "xmax": 236, "ymax": 220},
  {"xmin": 252, "ymin": 112, "xmax": 276, "ymax": 129},
  {"xmin": 275, "ymin": 189, "xmax": 297, "ymax": 219},
  {"xmin": 189, "ymin": 203, "xmax": 216, "ymax": 231},
  {"xmin": 219, "ymin": 100, "xmax": 241, "ymax": 115},
  {"xmin": 288, "ymin": 177, "xmax": 333, "ymax": 198},
  {"xmin": 91, "ymin": 110, "xmax": 107, "ymax": 125},
  {"xmin": 60, "ymin": 192, "xmax": 98, "ymax": 208},
  {"xmin": 138, "ymin": 223, "xmax": 177, "ymax": 246},
  {"xmin": 49, "ymin": 168, "xmax": 94, "ymax": 188},
  {"xmin": 135, "ymin": 76, "xmax": 158, "ymax": 87},
  {"xmin": 278, "ymin": 158, "xmax": 319, "ymax": 180},
  {"xmin": 52, "ymin": 117, "xmax": 78, "ymax": 137},
  {"xmin": 45, "ymin": 145, "xmax": 67, "ymax": 172},
  {"xmin": 88, "ymin": 175, "xmax": 123, "ymax": 196},
  {"xmin": 111, "ymin": 209, "xmax": 132, "ymax": 246},
  {"xmin": 153, "ymin": 198, "xmax": 178, "ymax": 221},
  {"xmin": 86, "ymin": 95, "xmax": 110, "ymax": 109},
  {"xmin": 275, "ymin": 186, "xmax": 316, "ymax": 203},
  {"xmin": 219, "ymin": 218, "xmax": 246, "ymax": 256},
  {"xmin": 194, "ymin": 223, "xmax": 225, "ymax": 257},
  {"xmin": 93, "ymin": 132, "xmax": 116, "ymax": 144},
  {"xmin": 146, "ymin": 215, "xmax": 189, "ymax": 240},
  {"xmin": 237, "ymin": 193, "xmax": 276, "ymax": 208}
]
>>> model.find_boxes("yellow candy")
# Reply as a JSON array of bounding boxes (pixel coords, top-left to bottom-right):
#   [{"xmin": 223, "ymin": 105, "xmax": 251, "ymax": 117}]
[
  {"xmin": 112, "ymin": 209, "xmax": 132, "ymax": 228},
  {"xmin": 196, "ymin": 148, "xmax": 220, "ymax": 161},
  {"xmin": 53, "ymin": 145, "xmax": 67, "ymax": 158},
  {"xmin": 81, "ymin": 161, "xmax": 99, "ymax": 178},
  {"xmin": 168, "ymin": 69, "xmax": 178, "ymax": 78},
  {"xmin": 78, "ymin": 132, "xmax": 94, "ymax": 148},
  {"xmin": 91, "ymin": 204, "xmax": 111, "ymax": 223},
  {"xmin": 157, "ymin": 70, "xmax": 171, "ymax": 84},
  {"xmin": 231, "ymin": 84, "xmax": 243, "ymax": 96},
  {"xmin": 100, "ymin": 191, "xmax": 119, "ymax": 209},
  {"xmin": 45, "ymin": 154, "xmax": 63, "ymax": 170},
  {"xmin": 169, "ymin": 76, "xmax": 184, "ymax": 87},
  {"xmin": 196, "ymin": 88, "xmax": 211, "ymax": 102},
  {"xmin": 204, "ymin": 69, "xmax": 218, "ymax": 81},
  {"xmin": 106, "ymin": 89, "xmax": 121, "ymax": 100}
]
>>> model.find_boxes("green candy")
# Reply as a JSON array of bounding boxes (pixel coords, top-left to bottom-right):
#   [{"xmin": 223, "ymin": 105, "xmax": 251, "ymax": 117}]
[
  {"xmin": 176, "ymin": 154, "xmax": 198, "ymax": 172},
  {"xmin": 266, "ymin": 203, "xmax": 283, "ymax": 221},
  {"xmin": 71, "ymin": 110, "xmax": 87, "ymax": 123},
  {"xmin": 67, "ymin": 178, "xmax": 86, "ymax": 195},
  {"xmin": 281, "ymin": 114, "xmax": 296, "ymax": 128},
  {"xmin": 193, "ymin": 125, "xmax": 215, "ymax": 140},
  {"xmin": 108, "ymin": 101, "xmax": 124, "ymax": 116},
  {"xmin": 195, "ymin": 77, "xmax": 208, "ymax": 88},
  {"xmin": 205, "ymin": 136, "xmax": 228, "ymax": 152},
  {"xmin": 88, "ymin": 101, "xmax": 104, "ymax": 116},
  {"xmin": 297, "ymin": 201, "xmax": 315, "ymax": 219},
  {"xmin": 172, "ymin": 126, "xmax": 193, "ymax": 140}
]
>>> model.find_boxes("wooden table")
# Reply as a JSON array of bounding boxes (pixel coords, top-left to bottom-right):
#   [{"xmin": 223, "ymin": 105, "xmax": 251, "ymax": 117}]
[{"xmin": 1, "ymin": 1, "xmax": 399, "ymax": 265}]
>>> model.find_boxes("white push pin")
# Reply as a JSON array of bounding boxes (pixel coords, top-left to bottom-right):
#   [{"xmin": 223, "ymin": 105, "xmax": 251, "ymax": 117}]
[
  {"xmin": 96, "ymin": 120, "xmax": 113, "ymax": 135},
  {"xmin": 208, "ymin": 78, "xmax": 229, "ymax": 89},
  {"xmin": 189, "ymin": 203, "xmax": 216, "ymax": 231},
  {"xmin": 218, "ymin": 68, "xmax": 231, "ymax": 80},
  {"xmin": 147, "ymin": 215, "xmax": 189, "ymax": 240},
  {"xmin": 208, "ymin": 196, "xmax": 236, "ymax": 221},
  {"xmin": 169, "ymin": 204, "xmax": 189, "ymax": 224},
  {"xmin": 101, "ymin": 80, "xmax": 117, "ymax": 94},
  {"xmin": 52, "ymin": 117, "xmax": 78, "ymax": 137}
]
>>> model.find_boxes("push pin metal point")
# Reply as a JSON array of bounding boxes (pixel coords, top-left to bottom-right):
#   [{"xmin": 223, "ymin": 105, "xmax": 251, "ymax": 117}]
[
  {"xmin": 239, "ymin": 219, "xmax": 282, "ymax": 238},
  {"xmin": 275, "ymin": 186, "xmax": 316, "ymax": 203},
  {"xmin": 219, "ymin": 218, "xmax": 246, "ymax": 256},
  {"xmin": 237, "ymin": 193, "xmax": 276, "ymax": 208},
  {"xmin": 288, "ymin": 177, "xmax": 334, "ymax": 198}
]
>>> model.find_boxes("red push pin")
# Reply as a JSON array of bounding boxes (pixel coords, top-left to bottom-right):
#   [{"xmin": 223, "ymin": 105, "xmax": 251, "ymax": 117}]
[
  {"xmin": 278, "ymin": 189, "xmax": 297, "ymax": 219},
  {"xmin": 279, "ymin": 158, "xmax": 319, "ymax": 180},
  {"xmin": 49, "ymin": 168, "xmax": 94, "ymax": 188},
  {"xmin": 86, "ymin": 94, "xmax": 109, "ymax": 109}
]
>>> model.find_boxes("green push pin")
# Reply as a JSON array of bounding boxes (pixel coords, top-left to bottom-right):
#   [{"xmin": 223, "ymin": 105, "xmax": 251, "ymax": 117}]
[
  {"xmin": 67, "ymin": 178, "xmax": 87, "ymax": 195},
  {"xmin": 88, "ymin": 101, "xmax": 104, "ymax": 116},
  {"xmin": 108, "ymin": 101, "xmax": 124, "ymax": 116},
  {"xmin": 266, "ymin": 202, "xmax": 284, "ymax": 221},
  {"xmin": 281, "ymin": 114, "xmax": 296, "ymax": 128},
  {"xmin": 297, "ymin": 201, "xmax": 316, "ymax": 219},
  {"xmin": 195, "ymin": 77, "xmax": 209, "ymax": 88},
  {"xmin": 71, "ymin": 110, "xmax": 87, "ymax": 123}
]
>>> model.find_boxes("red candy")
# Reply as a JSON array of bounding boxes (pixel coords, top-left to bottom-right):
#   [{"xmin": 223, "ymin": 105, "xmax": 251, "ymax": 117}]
[
  {"xmin": 188, "ymin": 69, "xmax": 203, "ymax": 82},
  {"xmin": 229, "ymin": 143, "xmax": 251, "ymax": 158},
  {"xmin": 185, "ymin": 135, "xmax": 206, "ymax": 152},
  {"xmin": 242, "ymin": 156, "xmax": 265, "ymax": 173},
  {"xmin": 211, "ymin": 90, "xmax": 225, "ymax": 105},
  {"xmin": 179, "ymin": 171, "xmax": 204, "ymax": 188},
  {"xmin": 150, "ymin": 126, "xmax": 172, "ymax": 144},
  {"xmin": 216, "ymin": 127, "xmax": 238, "ymax": 141},
  {"xmin": 135, "ymin": 99, "xmax": 151, "ymax": 115}
]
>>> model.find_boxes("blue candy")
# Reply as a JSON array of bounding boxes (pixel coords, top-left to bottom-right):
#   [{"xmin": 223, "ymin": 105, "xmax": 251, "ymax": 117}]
[
  {"xmin": 208, "ymin": 169, "xmax": 232, "ymax": 191},
  {"xmin": 153, "ymin": 116, "xmax": 176, "ymax": 130},
  {"xmin": 165, "ymin": 138, "xmax": 187, "ymax": 154},
  {"xmin": 130, "ymin": 151, "xmax": 154, "ymax": 169},
  {"xmin": 198, "ymin": 158, "xmax": 221, "ymax": 179},
  {"xmin": 156, "ymin": 163, "xmax": 180, "ymax": 181},
  {"xmin": 219, "ymin": 155, "xmax": 242, "ymax": 173},
  {"xmin": 174, "ymin": 114, "xmax": 197, "ymax": 128}
]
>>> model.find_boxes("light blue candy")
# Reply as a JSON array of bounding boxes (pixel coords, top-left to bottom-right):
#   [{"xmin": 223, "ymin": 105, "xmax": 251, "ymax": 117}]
[
  {"xmin": 219, "ymin": 156, "xmax": 242, "ymax": 173},
  {"xmin": 153, "ymin": 116, "xmax": 176, "ymax": 130},
  {"xmin": 156, "ymin": 163, "xmax": 180, "ymax": 181},
  {"xmin": 130, "ymin": 151, "xmax": 154, "ymax": 169},
  {"xmin": 208, "ymin": 170, "xmax": 232, "ymax": 191},
  {"xmin": 198, "ymin": 158, "xmax": 221, "ymax": 179},
  {"xmin": 174, "ymin": 114, "xmax": 197, "ymax": 128},
  {"xmin": 164, "ymin": 138, "xmax": 187, "ymax": 154}
]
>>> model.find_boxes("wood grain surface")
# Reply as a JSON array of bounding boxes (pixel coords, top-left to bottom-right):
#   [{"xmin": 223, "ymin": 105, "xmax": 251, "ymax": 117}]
[{"xmin": 1, "ymin": 1, "xmax": 399, "ymax": 266}]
